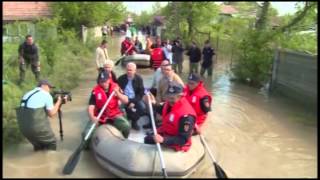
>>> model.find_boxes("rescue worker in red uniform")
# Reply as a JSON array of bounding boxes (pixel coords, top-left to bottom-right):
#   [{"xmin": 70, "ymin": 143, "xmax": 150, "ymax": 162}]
[
  {"xmin": 121, "ymin": 36, "xmax": 136, "ymax": 56},
  {"xmin": 144, "ymin": 83, "xmax": 197, "ymax": 152},
  {"xmin": 184, "ymin": 73, "xmax": 212, "ymax": 134},
  {"xmin": 88, "ymin": 70, "xmax": 131, "ymax": 138},
  {"xmin": 150, "ymin": 37, "xmax": 165, "ymax": 71}
]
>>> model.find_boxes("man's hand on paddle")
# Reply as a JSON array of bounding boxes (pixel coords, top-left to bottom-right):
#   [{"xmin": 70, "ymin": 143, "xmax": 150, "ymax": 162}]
[{"xmin": 153, "ymin": 134, "xmax": 164, "ymax": 143}]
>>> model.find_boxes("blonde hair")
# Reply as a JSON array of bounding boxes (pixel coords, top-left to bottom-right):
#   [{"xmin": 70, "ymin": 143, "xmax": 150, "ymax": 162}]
[{"xmin": 104, "ymin": 60, "xmax": 114, "ymax": 68}]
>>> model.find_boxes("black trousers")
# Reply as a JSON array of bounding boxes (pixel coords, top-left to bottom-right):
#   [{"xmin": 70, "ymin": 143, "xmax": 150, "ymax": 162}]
[
  {"xmin": 125, "ymin": 100, "xmax": 147, "ymax": 123},
  {"xmin": 19, "ymin": 60, "xmax": 40, "ymax": 82}
]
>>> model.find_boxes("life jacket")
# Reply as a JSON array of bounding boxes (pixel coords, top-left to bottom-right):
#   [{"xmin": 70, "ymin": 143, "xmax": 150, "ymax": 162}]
[
  {"xmin": 184, "ymin": 82, "xmax": 212, "ymax": 128},
  {"xmin": 158, "ymin": 97, "xmax": 196, "ymax": 152},
  {"xmin": 92, "ymin": 83, "xmax": 123, "ymax": 123},
  {"xmin": 151, "ymin": 47, "xmax": 164, "ymax": 70},
  {"xmin": 122, "ymin": 40, "xmax": 134, "ymax": 55}
]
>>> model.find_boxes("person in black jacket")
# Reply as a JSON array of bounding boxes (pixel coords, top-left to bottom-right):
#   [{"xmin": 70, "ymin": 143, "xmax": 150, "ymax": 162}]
[
  {"xmin": 186, "ymin": 41, "xmax": 201, "ymax": 74},
  {"xmin": 200, "ymin": 40, "xmax": 216, "ymax": 77},
  {"xmin": 117, "ymin": 62, "xmax": 146, "ymax": 130},
  {"xmin": 134, "ymin": 36, "xmax": 143, "ymax": 54},
  {"xmin": 18, "ymin": 34, "xmax": 40, "ymax": 84},
  {"xmin": 172, "ymin": 38, "xmax": 184, "ymax": 74}
]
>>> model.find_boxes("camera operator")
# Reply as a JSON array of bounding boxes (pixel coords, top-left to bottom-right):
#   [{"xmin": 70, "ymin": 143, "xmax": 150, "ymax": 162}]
[{"xmin": 16, "ymin": 79, "xmax": 67, "ymax": 151}]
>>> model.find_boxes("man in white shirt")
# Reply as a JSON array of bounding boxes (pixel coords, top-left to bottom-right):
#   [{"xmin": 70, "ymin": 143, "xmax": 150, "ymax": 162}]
[
  {"xmin": 150, "ymin": 59, "xmax": 170, "ymax": 96},
  {"xmin": 162, "ymin": 40, "xmax": 173, "ymax": 64},
  {"xmin": 95, "ymin": 40, "xmax": 110, "ymax": 73}
]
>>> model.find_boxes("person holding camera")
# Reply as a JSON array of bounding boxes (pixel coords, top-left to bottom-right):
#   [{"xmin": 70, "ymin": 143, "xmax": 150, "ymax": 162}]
[
  {"xmin": 18, "ymin": 34, "xmax": 40, "ymax": 85},
  {"xmin": 88, "ymin": 70, "xmax": 131, "ymax": 138},
  {"xmin": 16, "ymin": 79, "xmax": 67, "ymax": 151}
]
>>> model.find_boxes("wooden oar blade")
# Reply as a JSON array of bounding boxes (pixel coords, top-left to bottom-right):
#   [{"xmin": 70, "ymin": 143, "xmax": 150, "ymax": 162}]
[
  {"xmin": 214, "ymin": 162, "xmax": 228, "ymax": 179},
  {"xmin": 62, "ymin": 142, "xmax": 85, "ymax": 175}
]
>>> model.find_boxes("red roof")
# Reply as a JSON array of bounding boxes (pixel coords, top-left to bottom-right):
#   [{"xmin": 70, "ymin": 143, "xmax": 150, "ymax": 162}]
[
  {"xmin": 3, "ymin": 2, "xmax": 52, "ymax": 21},
  {"xmin": 220, "ymin": 5, "xmax": 238, "ymax": 15}
]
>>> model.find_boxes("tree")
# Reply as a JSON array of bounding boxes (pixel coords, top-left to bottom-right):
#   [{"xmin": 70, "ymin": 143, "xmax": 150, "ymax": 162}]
[
  {"xmin": 255, "ymin": 2, "xmax": 270, "ymax": 30},
  {"xmin": 51, "ymin": 2, "xmax": 127, "ymax": 32},
  {"xmin": 161, "ymin": 2, "xmax": 219, "ymax": 44},
  {"xmin": 232, "ymin": 1, "xmax": 317, "ymax": 87},
  {"xmin": 134, "ymin": 10, "xmax": 153, "ymax": 27}
]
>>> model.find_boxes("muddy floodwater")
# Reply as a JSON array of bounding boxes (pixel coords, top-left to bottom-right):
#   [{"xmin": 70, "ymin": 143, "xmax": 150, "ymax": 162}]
[{"xmin": 3, "ymin": 34, "xmax": 317, "ymax": 178}]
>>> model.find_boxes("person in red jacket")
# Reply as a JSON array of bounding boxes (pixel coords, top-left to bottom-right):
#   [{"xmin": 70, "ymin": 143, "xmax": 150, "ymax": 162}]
[
  {"xmin": 150, "ymin": 38, "xmax": 165, "ymax": 71},
  {"xmin": 88, "ymin": 70, "xmax": 131, "ymax": 138},
  {"xmin": 121, "ymin": 36, "xmax": 136, "ymax": 56},
  {"xmin": 144, "ymin": 83, "xmax": 197, "ymax": 152},
  {"xmin": 184, "ymin": 73, "xmax": 212, "ymax": 134}
]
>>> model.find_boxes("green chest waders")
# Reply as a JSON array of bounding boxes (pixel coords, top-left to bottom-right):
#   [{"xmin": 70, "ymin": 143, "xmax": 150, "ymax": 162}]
[{"xmin": 16, "ymin": 90, "xmax": 56, "ymax": 150}]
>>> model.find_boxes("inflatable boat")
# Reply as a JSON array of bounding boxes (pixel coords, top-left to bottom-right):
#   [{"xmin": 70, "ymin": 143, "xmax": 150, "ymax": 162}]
[
  {"xmin": 91, "ymin": 116, "xmax": 206, "ymax": 178},
  {"xmin": 120, "ymin": 54, "xmax": 150, "ymax": 68}
]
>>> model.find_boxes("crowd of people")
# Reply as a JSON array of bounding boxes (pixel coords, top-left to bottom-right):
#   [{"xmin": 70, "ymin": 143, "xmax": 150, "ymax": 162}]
[
  {"xmin": 118, "ymin": 34, "xmax": 216, "ymax": 76},
  {"xmin": 16, "ymin": 31, "xmax": 214, "ymax": 153},
  {"xmin": 90, "ymin": 46, "xmax": 213, "ymax": 152}
]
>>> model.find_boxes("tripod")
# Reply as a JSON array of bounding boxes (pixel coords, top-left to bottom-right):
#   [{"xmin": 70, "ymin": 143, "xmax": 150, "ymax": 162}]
[{"xmin": 58, "ymin": 105, "xmax": 63, "ymax": 141}]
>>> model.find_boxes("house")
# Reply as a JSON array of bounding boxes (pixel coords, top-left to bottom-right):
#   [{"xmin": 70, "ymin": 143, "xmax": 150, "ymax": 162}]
[
  {"xmin": 219, "ymin": 5, "xmax": 238, "ymax": 17},
  {"xmin": 3, "ymin": 2, "xmax": 52, "ymax": 22},
  {"xmin": 3, "ymin": 2, "xmax": 53, "ymax": 42}
]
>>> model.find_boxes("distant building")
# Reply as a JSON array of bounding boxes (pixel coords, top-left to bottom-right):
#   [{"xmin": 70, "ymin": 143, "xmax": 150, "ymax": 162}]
[
  {"xmin": 219, "ymin": 5, "xmax": 238, "ymax": 17},
  {"xmin": 3, "ymin": 2, "xmax": 52, "ymax": 22},
  {"xmin": 3, "ymin": 2, "xmax": 53, "ymax": 42}
]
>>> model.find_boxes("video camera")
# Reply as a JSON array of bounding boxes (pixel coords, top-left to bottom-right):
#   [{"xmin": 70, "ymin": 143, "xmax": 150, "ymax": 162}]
[{"xmin": 52, "ymin": 90, "xmax": 72, "ymax": 104}]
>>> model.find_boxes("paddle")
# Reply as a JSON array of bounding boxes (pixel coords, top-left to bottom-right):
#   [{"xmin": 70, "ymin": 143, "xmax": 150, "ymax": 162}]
[
  {"xmin": 199, "ymin": 134, "xmax": 228, "ymax": 178},
  {"xmin": 146, "ymin": 91, "xmax": 168, "ymax": 178},
  {"xmin": 62, "ymin": 91, "xmax": 116, "ymax": 175},
  {"xmin": 115, "ymin": 44, "xmax": 134, "ymax": 66}
]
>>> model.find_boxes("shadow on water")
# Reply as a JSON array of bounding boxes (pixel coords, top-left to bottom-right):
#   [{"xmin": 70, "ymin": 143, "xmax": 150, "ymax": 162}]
[{"xmin": 3, "ymin": 33, "xmax": 317, "ymax": 178}]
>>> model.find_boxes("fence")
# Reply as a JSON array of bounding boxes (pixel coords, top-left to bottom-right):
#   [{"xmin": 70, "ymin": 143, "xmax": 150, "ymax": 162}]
[
  {"xmin": 3, "ymin": 21, "xmax": 57, "ymax": 43},
  {"xmin": 270, "ymin": 49, "xmax": 317, "ymax": 109}
]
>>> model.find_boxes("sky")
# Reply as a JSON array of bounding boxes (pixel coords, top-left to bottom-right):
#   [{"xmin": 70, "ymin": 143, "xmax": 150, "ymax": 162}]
[{"xmin": 123, "ymin": 1, "xmax": 301, "ymax": 16}]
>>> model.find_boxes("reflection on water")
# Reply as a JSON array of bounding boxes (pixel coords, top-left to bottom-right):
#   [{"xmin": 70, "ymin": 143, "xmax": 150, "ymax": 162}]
[{"xmin": 3, "ymin": 33, "xmax": 317, "ymax": 178}]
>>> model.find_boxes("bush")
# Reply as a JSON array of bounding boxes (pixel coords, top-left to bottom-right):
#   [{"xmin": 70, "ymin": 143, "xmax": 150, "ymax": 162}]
[{"xmin": 232, "ymin": 30, "xmax": 273, "ymax": 87}]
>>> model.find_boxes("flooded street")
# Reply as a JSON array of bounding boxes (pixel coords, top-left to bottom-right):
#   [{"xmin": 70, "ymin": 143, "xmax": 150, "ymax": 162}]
[{"xmin": 3, "ymin": 34, "xmax": 317, "ymax": 178}]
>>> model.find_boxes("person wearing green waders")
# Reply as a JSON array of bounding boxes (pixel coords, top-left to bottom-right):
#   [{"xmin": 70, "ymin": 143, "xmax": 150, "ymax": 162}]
[{"xmin": 16, "ymin": 80, "xmax": 65, "ymax": 151}]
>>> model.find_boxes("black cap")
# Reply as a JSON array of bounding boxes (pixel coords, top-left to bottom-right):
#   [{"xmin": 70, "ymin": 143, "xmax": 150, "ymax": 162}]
[
  {"xmin": 38, "ymin": 79, "xmax": 55, "ymax": 88},
  {"xmin": 188, "ymin": 73, "xmax": 200, "ymax": 83},
  {"xmin": 165, "ymin": 83, "xmax": 184, "ymax": 95},
  {"xmin": 97, "ymin": 70, "xmax": 109, "ymax": 83}
]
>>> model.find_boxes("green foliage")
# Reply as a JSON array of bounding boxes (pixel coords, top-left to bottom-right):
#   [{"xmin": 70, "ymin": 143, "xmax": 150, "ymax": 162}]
[
  {"xmin": 276, "ymin": 32, "xmax": 317, "ymax": 54},
  {"xmin": 232, "ymin": 30, "xmax": 273, "ymax": 87},
  {"xmin": 133, "ymin": 10, "xmax": 153, "ymax": 28},
  {"xmin": 161, "ymin": 2, "xmax": 219, "ymax": 44},
  {"xmin": 51, "ymin": 2, "xmax": 127, "ymax": 32},
  {"xmin": 3, "ymin": 82, "xmax": 25, "ymax": 145}
]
